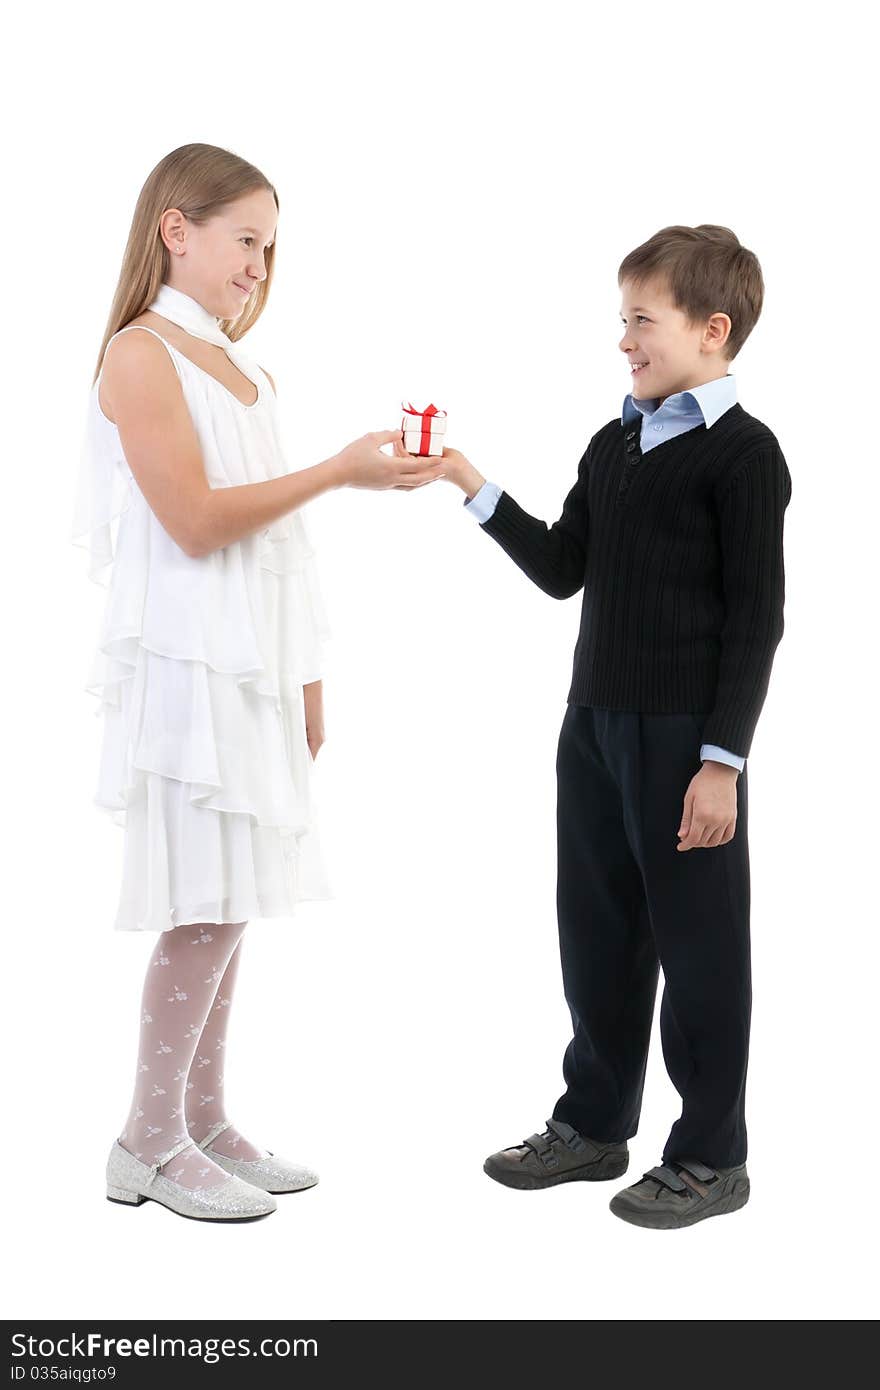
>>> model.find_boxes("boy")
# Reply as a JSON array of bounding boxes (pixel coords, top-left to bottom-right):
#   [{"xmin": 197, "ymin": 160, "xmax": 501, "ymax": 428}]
[{"xmin": 437, "ymin": 225, "xmax": 791, "ymax": 1229}]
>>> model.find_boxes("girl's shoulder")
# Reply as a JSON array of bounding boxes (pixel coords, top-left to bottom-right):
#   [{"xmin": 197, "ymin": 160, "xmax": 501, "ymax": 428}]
[{"xmin": 98, "ymin": 319, "xmax": 184, "ymax": 424}]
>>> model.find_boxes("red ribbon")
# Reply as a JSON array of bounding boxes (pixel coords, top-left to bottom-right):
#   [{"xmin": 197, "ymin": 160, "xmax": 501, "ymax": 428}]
[{"xmin": 401, "ymin": 401, "xmax": 445, "ymax": 456}]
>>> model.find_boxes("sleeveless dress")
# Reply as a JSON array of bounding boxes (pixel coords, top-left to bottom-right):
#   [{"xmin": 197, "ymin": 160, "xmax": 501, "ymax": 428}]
[{"xmin": 71, "ymin": 318, "xmax": 333, "ymax": 932}]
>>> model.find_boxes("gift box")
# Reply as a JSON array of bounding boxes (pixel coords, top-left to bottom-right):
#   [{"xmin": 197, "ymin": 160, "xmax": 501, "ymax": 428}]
[{"xmin": 401, "ymin": 400, "xmax": 447, "ymax": 457}]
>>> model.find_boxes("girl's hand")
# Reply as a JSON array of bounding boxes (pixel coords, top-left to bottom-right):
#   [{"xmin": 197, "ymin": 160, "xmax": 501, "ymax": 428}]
[
  {"xmin": 390, "ymin": 439, "xmax": 486, "ymax": 497},
  {"xmin": 333, "ymin": 430, "xmax": 445, "ymax": 491},
  {"xmin": 303, "ymin": 680, "xmax": 325, "ymax": 762},
  {"xmin": 386, "ymin": 433, "xmax": 448, "ymax": 490}
]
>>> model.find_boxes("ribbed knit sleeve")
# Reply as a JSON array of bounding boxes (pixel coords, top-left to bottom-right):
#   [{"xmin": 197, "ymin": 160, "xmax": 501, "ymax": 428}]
[
  {"xmin": 701, "ymin": 446, "xmax": 793, "ymax": 757},
  {"xmin": 479, "ymin": 443, "xmax": 591, "ymax": 599},
  {"xmin": 470, "ymin": 405, "xmax": 791, "ymax": 746}
]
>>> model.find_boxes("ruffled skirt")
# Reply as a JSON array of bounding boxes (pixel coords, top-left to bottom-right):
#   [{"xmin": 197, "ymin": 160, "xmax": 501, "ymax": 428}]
[
  {"xmin": 72, "ymin": 355, "xmax": 333, "ymax": 932},
  {"xmin": 114, "ymin": 769, "xmax": 330, "ymax": 932},
  {"xmin": 98, "ymin": 651, "xmax": 332, "ymax": 932}
]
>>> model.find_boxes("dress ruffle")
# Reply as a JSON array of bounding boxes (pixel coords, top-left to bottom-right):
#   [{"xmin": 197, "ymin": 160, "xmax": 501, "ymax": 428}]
[{"xmin": 71, "ymin": 341, "xmax": 333, "ymax": 931}]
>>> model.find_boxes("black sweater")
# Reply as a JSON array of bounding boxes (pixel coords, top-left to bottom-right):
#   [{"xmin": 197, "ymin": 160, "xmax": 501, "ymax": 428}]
[{"xmin": 479, "ymin": 402, "xmax": 792, "ymax": 759}]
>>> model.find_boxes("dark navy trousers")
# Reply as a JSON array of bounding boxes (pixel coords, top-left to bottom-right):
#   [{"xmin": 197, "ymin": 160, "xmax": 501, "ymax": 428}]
[{"xmin": 550, "ymin": 704, "xmax": 751, "ymax": 1168}]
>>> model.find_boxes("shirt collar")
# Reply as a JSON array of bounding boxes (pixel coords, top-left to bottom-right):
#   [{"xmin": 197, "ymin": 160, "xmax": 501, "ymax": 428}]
[{"xmin": 621, "ymin": 372, "xmax": 738, "ymax": 429}]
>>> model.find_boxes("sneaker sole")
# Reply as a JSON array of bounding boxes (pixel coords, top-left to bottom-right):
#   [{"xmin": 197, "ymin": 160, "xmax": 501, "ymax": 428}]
[
  {"xmin": 483, "ymin": 1146, "xmax": 630, "ymax": 1190},
  {"xmin": 609, "ymin": 1176, "xmax": 750, "ymax": 1229}
]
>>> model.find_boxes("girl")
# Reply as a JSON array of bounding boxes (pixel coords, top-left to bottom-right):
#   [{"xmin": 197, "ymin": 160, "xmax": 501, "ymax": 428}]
[{"xmin": 72, "ymin": 143, "xmax": 444, "ymax": 1222}]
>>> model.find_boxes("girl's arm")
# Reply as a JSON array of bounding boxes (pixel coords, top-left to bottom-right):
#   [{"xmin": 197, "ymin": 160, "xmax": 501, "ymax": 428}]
[{"xmin": 102, "ymin": 332, "xmax": 444, "ymax": 558}]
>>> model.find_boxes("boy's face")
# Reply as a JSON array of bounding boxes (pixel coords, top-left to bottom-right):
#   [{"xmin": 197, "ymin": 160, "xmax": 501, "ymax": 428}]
[{"xmin": 619, "ymin": 275, "xmax": 732, "ymax": 407}]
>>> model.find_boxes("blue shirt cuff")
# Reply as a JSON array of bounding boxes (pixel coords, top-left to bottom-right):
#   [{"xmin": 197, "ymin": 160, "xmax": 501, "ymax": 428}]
[
  {"xmin": 701, "ymin": 744, "xmax": 745, "ymax": 772},
  {"xmin": 463, "ymin": 480, "xmax": 502, "ymax": 523}
]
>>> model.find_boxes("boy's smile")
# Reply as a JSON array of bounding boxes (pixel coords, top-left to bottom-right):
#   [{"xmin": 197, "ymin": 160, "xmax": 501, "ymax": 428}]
[{"xmin": 619, "ymin": 275, "xmax": 732, "ymax": 407}]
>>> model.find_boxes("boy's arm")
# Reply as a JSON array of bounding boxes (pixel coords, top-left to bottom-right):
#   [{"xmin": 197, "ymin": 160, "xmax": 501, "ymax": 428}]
[
  {"xmin": 464, "ymin": 480, "xmax": 503, "ymax": 524},
  {"xmin": 701, "ymin": 444, "xmax": 793, "ymax": 758},
  {"xmin": 462, "ymin": 444, "xmax": 592, "ymax": 599},
  {"xmin": 467, "ymin": 480, "xmax": 745, "ymax": 773}
]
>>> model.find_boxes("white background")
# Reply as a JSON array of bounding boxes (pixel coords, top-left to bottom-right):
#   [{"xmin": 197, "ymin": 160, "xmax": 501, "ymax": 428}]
[{"xmin": 3, "ymin": 0, "xmax": 875, "ymax": 1322}]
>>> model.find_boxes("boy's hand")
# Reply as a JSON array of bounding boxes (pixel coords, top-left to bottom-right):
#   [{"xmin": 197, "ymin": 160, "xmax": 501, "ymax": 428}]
[
  {"xmin": 676, "ymin": 762, "xmax": 739, "ymax": 850},
  {"xmin": 392, "ymin": 440, "xmax": 487, "ymax": 499},
  {"xmin": 438, "ymin": 447, "xmax": 486, "ymax": 499}
]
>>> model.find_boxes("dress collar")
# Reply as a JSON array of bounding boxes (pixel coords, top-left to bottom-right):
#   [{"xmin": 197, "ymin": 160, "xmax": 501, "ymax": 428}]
[{"xmin": 145, "ymin": 282, "xmax": 231, "ymax": 348}]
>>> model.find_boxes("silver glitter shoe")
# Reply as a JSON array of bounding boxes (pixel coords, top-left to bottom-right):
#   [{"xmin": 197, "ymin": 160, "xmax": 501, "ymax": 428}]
[
  {"xmin": 105, "ymin": 1135, "xmax": 278, "ymax": 1221},
  {"xmin": 195, "ymin": 1119, "xmax": 319, "ymax": 1195}
]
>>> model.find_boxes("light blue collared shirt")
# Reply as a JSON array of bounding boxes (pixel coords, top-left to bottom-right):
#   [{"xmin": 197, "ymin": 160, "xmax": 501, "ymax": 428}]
[{"xmin": 464, "ymin": 374, "xmax": 745, "ymax": 772}]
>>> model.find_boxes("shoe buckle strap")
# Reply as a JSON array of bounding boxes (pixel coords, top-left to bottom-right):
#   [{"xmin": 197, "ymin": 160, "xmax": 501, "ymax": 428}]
[
  {"xmin": 546, "ymin": 1118, "xmax": 587, "ymax": 1153},
  {"xmin": 644, "ymin": 1164, "xmax": 688, "ymax": 1193},
  {"xmin": 675, "ymin": 1157, "xmax": 718, "ymax": 1184},
  {"xmin": 196, "ymin": 1119, "xmax": 233, "ymax": 1153},
  {"xmin": 146, "ymin": 1136, "xmax": 194, "ymax": 1187},
  {"xmin": 523, "ymin": 1132, "xmax": 555, "ymax": 1162}
]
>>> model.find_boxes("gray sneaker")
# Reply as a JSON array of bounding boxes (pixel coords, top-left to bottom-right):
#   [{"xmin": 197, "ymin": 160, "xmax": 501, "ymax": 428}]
[
  {"xmin": 609, "ymin": 1157, "xmax": 750, "ymax": 1229},
  {"xmin": 484, "ymin": 1118, "xmax": 629, "ymax": 1190}
]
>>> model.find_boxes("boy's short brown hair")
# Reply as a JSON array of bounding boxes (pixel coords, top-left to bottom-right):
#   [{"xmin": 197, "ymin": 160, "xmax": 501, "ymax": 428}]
[{"xmin": 618, "ymin": 225, "xmax": 764, "ymax": 362}]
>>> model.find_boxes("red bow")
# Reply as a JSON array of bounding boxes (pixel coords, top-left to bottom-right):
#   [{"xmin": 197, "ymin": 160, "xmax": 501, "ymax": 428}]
[{"xmin": 401, "ymin": 401, "xmax": 445, "ymax": 456}]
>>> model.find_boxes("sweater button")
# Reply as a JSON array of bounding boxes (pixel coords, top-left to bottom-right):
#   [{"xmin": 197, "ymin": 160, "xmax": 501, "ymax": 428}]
[{"xmin": 625, "ymin": 430, "xmax": 636, "ymax": 440}]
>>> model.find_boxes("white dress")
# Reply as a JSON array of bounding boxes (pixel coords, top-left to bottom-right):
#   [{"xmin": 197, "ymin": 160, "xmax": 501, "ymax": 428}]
[{"xmin": 71, "ymin": 300, "xmax": 333, "ymax": 932}]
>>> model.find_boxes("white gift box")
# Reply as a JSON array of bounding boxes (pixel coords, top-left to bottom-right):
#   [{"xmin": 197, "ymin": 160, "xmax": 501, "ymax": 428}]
[{"xmin": 401, "ymin": 400, "xmax": 447, "ymax": 457}]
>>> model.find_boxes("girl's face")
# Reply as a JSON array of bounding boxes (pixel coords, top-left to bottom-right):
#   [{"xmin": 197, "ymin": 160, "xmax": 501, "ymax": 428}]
[
  {"xmin": 164, "ymin": 188, "xmax": 278, "ymax": 320},
  {"xmin": 618, "ymin": 275, "xmax": 731, "ymax": 406}
]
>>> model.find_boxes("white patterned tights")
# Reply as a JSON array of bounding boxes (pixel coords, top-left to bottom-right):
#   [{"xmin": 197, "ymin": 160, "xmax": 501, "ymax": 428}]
[{"xmin": 118, "ymin": 920, "xmax": 269, "ymax": 1192}]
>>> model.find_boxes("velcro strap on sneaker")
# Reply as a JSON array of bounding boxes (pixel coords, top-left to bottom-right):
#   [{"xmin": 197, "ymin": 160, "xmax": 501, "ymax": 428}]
[
  {"xmin": 523, "ymin": 1132, "xmax": 554, "ymax": 1158},
  {"xmin": 675, "ymin": 1157, "xmax": 718, "ymax": 1183},
  {"xmin": 644, "ymin": 1164, "xmax": 688, "ymax": 1193},
  {"xmin": 546, "ymin": 1118, "xmax": 587, "ymax": 1153}
]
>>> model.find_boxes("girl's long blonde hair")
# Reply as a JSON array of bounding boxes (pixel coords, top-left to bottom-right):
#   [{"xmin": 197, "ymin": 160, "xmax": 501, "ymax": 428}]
[{"xmin": 91, "ymin": 142, "xmax": 278, "ymax": 387}]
